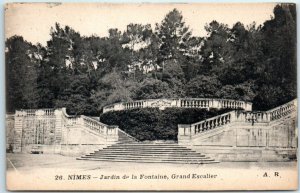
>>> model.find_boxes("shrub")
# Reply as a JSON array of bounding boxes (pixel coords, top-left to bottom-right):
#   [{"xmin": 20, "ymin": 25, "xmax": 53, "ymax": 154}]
[{"xmin": 100, "ymin": 107, "xmax": 230, "ymax": 141}]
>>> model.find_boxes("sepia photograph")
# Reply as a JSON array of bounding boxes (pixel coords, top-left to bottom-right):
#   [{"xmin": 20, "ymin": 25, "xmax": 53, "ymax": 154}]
[{"xmin": 5, "ymin": 2, "xmax": 297, "ymax": 191}]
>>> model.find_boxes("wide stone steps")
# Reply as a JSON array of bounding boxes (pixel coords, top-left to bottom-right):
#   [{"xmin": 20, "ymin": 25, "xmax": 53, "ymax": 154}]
[
  {"xmin": 91, "ymin": 150, "xmax": 201, "ymax": 154},
  {"xmin": 78, "ymin": 157, "xmax": 218, "ymax": 164},
  {"xmin": 77, "ymin": 142, "xmax": 218, "ymax": 164},
  {"xmin": 83, "ymin": 155, "xmax": 212, "ymax": 161}
]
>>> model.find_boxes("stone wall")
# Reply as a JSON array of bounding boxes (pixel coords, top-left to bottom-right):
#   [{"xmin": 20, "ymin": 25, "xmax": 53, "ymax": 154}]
[
  {"xmin": 6, "ymin": 114, "xmax": 15, "ymax": 151},
  {"xmin": 9, "ymin": 108, "xmax": 120, "ymax": 156},
  {"xmin": 103, "ymin": 98, "xmax": 253, "ymax": 113},
  {"xmin": 178, "ymin": 99, "xmax": 297, "ymax": 161}
]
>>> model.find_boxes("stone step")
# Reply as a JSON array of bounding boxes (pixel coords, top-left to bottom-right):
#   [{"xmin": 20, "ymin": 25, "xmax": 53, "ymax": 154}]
[
  {"xmin": 90, "ymin": 151, "xmax": 203, "ymax": 155},
  {"xmin": 105, "ymin": 145, "xmax": 189, "ymax": 148},
  {"xmin": 92, "ymin": 150, "xmax": 200, "ymax": 154},
  {"xmin": 112, "ymin": 143, "xmax": 179, "ymax": 146},
  {"xmin": 103, "ymin": 147, "xmax": 192, "ymax": 151},
  {"xmin": 108, "ymin": 143, "xmax": 184, "ymax": 146},
  {"xmin": 94, "ymin": 150, "xmax": 198, "ymax": 154},
  {"xmin": 84, "ymin": 156, "xmax": 211, "ymax": 161},
  {"xmin": 79, "ymin": 140, "xmax": 218, "ymax": 164},
  {"xmin": 77, "ymin": 157, "xmax": 218, "ymax": 164},
  {"xmin": 101, "ymin": 145, "xmax": 195, "ymax": 149},
  {"xmin": 117, "ymin": 141, "xmax": 137, "ymax": 144},
  {"xmin": 81, "ymin": 156, "xmax": 214, "ymax": 162},
  {"xmin": 88, "ymin": 152, "xmax": 205, "ymax": 157}
]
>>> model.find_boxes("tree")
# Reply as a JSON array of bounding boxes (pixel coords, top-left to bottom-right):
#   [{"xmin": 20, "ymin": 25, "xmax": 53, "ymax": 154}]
[
  {"xmin": 5, "ymin": 4, "xmax": 297, "ymax": 114},
  {"xmin": 260, "ymin": 4, "xmax": 296, "ymax": 93},
  {"xmin": 156, "ymin": 9, "xmax": 192, "ymax": 72},
  {"xmin": 122, "ymin": 23, "xmax": 153, "ymax": 80},
  {"xmin": 200, "ymin": 21, "xmax": 232, "ymax": 75},
  {"xmin": 186, "ymin": 75, "xmax": 221, "ymax": 98},
  {"xmin": 6, "ymin": 36, "xmax": 40, "ymax": 112},
  {"xmin": 253, "ymin": 4, "xmax": 297, "ymax": 109},
  {"xmin": 135, "ymin": 78, "xmax": 174, "ymax": 99}
]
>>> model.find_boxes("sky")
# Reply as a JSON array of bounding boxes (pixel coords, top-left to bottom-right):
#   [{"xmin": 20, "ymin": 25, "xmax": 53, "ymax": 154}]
[{"xmin": 5, "ymin": 3, "xmax": 276, "ymax": 46}]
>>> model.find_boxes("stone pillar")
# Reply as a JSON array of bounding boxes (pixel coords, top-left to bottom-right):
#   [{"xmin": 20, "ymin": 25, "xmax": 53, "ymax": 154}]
[
  {"xmin": 13, "ymin": 111, "xmax": 24, "ymax": 152},
  {"xmin": 176, "ymin": 99, "xmax": 180, "ymax": 107},
  {"xmin": 234, "ymin": 126, "xmax": 238, "ymax": 147},
  {"xmin": 54, "ymin": 109, "xmax": 63, "ymax": 144},
  {"xmin": 211, "ymin": 99, "xmax": 217, "ymax": 109}
]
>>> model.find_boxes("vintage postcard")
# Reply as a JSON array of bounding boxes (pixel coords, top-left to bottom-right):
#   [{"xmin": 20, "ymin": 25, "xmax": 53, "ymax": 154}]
[{"xmin": 5, "ymin": 3, "xmax": 298, "ymax": 191}]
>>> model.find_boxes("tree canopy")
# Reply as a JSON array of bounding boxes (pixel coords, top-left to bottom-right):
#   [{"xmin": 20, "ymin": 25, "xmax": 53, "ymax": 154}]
[{"xmin": 6, "ymin": 4, "xmax": 296, "ymax": 115}]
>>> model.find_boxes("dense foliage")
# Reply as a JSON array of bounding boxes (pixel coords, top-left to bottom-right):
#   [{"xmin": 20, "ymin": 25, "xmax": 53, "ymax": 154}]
[
  {"xmin": 6, "ymin": 4, "xmax": 296, "ymax": 114},
  {"xmin": 100, "ymin": 108, "xmax": 231, "ymax": 141}
]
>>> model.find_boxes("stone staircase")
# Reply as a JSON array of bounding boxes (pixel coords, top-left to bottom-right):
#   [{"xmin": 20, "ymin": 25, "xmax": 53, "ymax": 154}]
[
  {"xmin": 77, "ymin": 141, "xmax": 218, "ymax": 164},
  {"xmin": 77, "ymin": 127, "xmax": 217, "ymax": 164}
]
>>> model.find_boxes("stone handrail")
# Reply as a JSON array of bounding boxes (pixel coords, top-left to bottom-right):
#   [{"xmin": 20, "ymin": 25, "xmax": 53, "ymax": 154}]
[
  {"xmin": 15, "ymin": 108, "xmax": 55, "ymax": 116},
  {"xmin": 235, "ymin": 99, "xmax": 297, "ymax": 123},
  {"xmin": 266, "ymin": 99, "xmax": 297, "ymax": 121},
  {"xmin": 103, "ymin": 98, "xmax": 253, "ymax": 113},
  {"xmin": 178, "ymin": 111, "xmax": 235, "ymax": 138},
  {"xmin": 80, "ymin": 115, "xmax": 118, "ymax": 137},
  {"xmin": 61, "ymin": 109, "xmax": 118, "ymax": 138},
  {"xmin": 178, "ymin": 99, "xmax": 297, "ymax": 139}
]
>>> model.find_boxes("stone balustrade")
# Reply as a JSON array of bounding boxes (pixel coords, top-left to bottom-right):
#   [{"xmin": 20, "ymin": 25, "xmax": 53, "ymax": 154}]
[
  {"xmin": 178, "ymin": 99, "xmax": 297, "ymax": 139},
  {"xmin": 178, "ymin": 111, "xmax": 235, "ymax": 138},
  {"xmin": 234, "ymin": 99, "xmax": 297, "ymax": 124},
  {"xmin": 235, "ymin": 111, "xmax": 270, "ymax": 123},
  {"xmin": 80, "ymin": 115, "xmax": 118, "ymax": 137},
  {"xmin": 61, "ymin": 108, "xmax": 119, "ymax": 137},
  {"xmin": 266, "ymin": 99, "xmax": 297, "ymax": 121},
  {"xmin": 103, "ymin": 98, "xmax": 253, "ymax": 113},
  {"xmin": 15, "ymin": 108, "xmax": 55, "ymax": 117}
]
